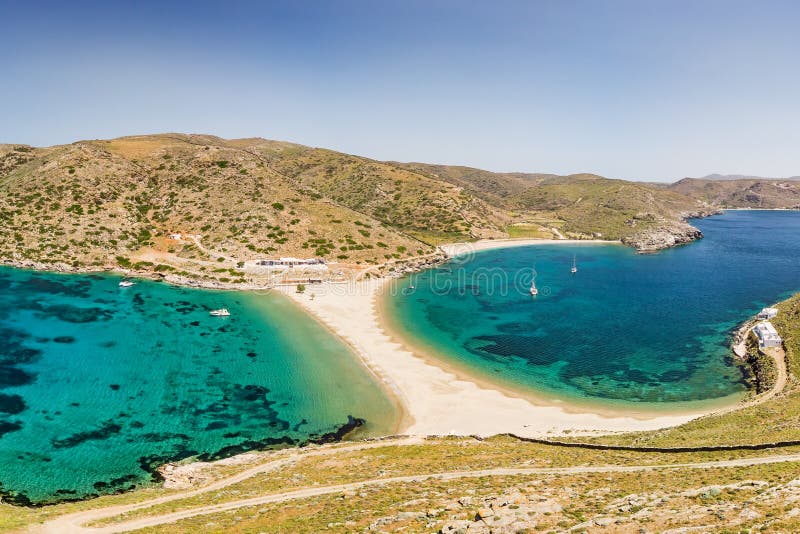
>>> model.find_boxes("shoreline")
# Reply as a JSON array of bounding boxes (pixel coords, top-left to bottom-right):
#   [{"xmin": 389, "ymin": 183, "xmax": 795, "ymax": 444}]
[
  {"xmin": 276, "ymin": 232, "xmax": 746, "ymax": 437},
  {"xmin": 378, "ymin": 285, "xmax": 744, "ymax": 419},
  {"xmin": 278, "ymin": 278, "xmax": 724, "ymax": 437},
  {"xmin": 274, "ymin": 286, "xmax": 413, "ymax": 437},
  {"xmin": 439, "ymin": 238, "xmax": 619, "ymax": 258},
  {"xmin": 1, "ymin": 238, "xmax": 752, "ymax": 438},
  {"xmin": 722, "ymin": 208, "xmax": 800, "ymax": 211},
  {"xmin": 4, "ymin": 239, "xmax": 747, "ymax": 439},
  {"xmin": 0, "ymin": 235, "xmax": 775, "ymax": 507}
]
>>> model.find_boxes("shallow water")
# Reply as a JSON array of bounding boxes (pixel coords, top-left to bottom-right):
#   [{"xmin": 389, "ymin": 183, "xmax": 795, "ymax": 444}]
[
  {"xmin": 386, "ymin": 211, "xmax": 800, "ymax": 409},
  {"xmin": 0, "ymin": 271, "xmax": 396, "ymax": 504}
]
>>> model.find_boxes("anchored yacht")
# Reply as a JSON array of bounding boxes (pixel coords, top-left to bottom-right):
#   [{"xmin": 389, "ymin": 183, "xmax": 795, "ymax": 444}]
[{"xmin": 530, "ymin": 268, "xmax": 538, "ymax": 296}]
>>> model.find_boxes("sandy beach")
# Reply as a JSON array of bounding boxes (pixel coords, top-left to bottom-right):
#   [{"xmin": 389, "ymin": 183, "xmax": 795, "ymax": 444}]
[
  {"xmin": 439, "ymin": 237, "xmax": 618, "ymax": 258},
  {"xmin": 275, "ymin": 238, "xmax": 722, "ymax": 438}
]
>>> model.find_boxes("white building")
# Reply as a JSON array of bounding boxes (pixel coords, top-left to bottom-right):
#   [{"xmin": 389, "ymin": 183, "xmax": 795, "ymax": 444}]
[
  {"xmin": 753, "ymin": 321, "xmax": 783, "ymax": 349},
  {"xmin": 254, "ymin": 257, "xmax": 327, "ymax": 271},
  {"xmin": 758, "ymin": 307, "xmax": 779, "ymax": 320}
]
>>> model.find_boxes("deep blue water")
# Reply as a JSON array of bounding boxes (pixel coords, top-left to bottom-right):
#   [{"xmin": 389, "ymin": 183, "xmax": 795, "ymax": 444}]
[
  {"xmin": 0, "ymin": 272, "xmax": 396, "ymax": 504},
  {"xmin": 387, "ymin": 211, "xmax": 800, "ymax": 408}
]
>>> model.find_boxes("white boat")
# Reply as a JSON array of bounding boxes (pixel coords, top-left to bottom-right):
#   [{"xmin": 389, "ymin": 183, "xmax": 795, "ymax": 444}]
[
  {"xmin": 209, "ymin": 308, "xmax": 231, "ymax": 317},
  {"xmin": 571, "ymin": 255, "xmax": 578, "ymax": 274},
  {"xmin": 119, "ymin": 280, "xmax": 135, "ymax": 288},
  {"xmin": 530, "ymin": 268, "xmax": 538, "ymax": 296}
]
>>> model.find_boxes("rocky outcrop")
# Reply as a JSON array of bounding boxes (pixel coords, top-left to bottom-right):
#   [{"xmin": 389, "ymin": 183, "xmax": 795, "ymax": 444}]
[
  {"xmin": 618, "ymin": 206, "xmax": 721, "ymax": 253},
  {"xmin": 157, "ymin": 453, "xmax": 262, "ymax": 490},
  {"xmin": 375, "ymin": 251, "xmax": 449, "ymax": 278},
  {"xmin": 622, "ymin": 220, "xmax": 703, "ymax": 253}
]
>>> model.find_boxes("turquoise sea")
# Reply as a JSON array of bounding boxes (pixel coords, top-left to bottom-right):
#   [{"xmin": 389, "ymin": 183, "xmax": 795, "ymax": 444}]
[
  {"xmin": 386, "ymin": 211, "xmax": 800, "ymax": 409},
  {"xmin": 0, "ymin": 272, "xmax": 396, "ymax": 504}
]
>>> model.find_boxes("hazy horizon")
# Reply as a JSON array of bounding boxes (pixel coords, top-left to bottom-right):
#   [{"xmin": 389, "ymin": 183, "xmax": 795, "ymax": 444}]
[{"xmin": 2, "ymin": 0, "xmax": 799, "ymax": 181}]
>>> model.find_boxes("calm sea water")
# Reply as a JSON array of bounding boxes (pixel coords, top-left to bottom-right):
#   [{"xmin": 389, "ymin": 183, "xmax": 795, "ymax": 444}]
[
  {"xmin": 387, "ymin": 211, "xmax": 800, "ymax": 408},
  {"xmin": 0, "ymin": 271, "xmax": 396, "ymax": 504}
]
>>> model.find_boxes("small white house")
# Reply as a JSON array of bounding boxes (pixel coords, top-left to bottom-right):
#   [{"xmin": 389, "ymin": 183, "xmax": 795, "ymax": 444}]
[
  {"xmin": 753, "ymin": 321, "xmax": 783, "ymax": 349},
  {"xmin": 758, "ymin": 307, "xmax": 779, "ymax": 320},
  {"xmin": 254, "ymin": 258, "xmax": 328, "ymax": 271},
  {"xmin": 168, "ymin": 233, "xmax": 183, "ymax": 241}
]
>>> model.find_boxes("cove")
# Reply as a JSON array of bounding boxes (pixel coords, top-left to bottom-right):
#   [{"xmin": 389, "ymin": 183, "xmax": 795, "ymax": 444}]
[
  {"xmin": 0, "ymin": 269, "xmax": 397, "ymax": 505},
  {"xmin": 385, "ymin": 210, "xmax": 800, "ymax": 410}
]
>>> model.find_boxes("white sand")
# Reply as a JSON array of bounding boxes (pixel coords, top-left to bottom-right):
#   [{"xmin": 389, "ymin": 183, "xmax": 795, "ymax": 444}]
[
  {"xmin": 439, "ymin": 238, "xmax": 618, "ymax": 258},
  {"xmin": 275, "ymin": 237, "xmax": 727, "ymax": 437}
]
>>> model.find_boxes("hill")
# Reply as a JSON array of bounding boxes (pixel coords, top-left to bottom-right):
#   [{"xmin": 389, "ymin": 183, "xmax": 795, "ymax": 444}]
[
  {"xmin": 698, "ymin": 173, "xmax": 800, "ymax": 181},
  {"xmin": 399, "ymin": 162, "xmax": 716, "ymax": 251},
  {"xmin": 670, "ymin": 177, "xmax": 800, "ymax": 209},
  {"xmin": 0, "ymin": 135, "xmax": 458, "ymax": 284},
  {"xmin": 0, "ymin": 134, "xmax": 717, "ymax": 285}
]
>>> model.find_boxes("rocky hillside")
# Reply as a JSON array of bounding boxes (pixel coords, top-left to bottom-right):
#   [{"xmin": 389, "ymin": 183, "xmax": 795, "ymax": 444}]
[
  {"xmin": 0, "ymin": 134, "xmax": 719, "ymax": 283},
  {"xmin": 0, "ymin": 135, "xmax": 449, "ymax": 282},
  {"xmin": 401, "ymin": 162, "xmax": 716, "ymax": 250},
  {"xmin": 670, "ymin": 177, "xmax": 800, "ymax": 209},
  {"xmin": 6, "ymin": 433, "xmax": 800, "ymax": 532}
]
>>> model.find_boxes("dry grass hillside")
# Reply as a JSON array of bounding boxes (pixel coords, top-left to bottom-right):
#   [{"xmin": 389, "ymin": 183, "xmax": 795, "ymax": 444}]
[
  {"xmin": 0, "ymin": 135, "xmax": 438, "ymax": 284},
  {"xmin": 1, "ymin": 134, "xmax": 724, "ymax": 285},
  {"xmin": 250, "ymin": 144, "xmax": 510, "ymax": 244},
  {"xmin": 399, "ymin": 163, "xmax": 714, "ymax": 244},
  {"xmin": 670, "ymin": 178, "xmax": 800, "ymax": 209}
]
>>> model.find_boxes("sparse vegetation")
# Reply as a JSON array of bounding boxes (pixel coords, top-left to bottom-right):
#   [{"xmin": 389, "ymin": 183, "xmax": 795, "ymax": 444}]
[
  {"xmin": 3, "ymin": 133, "xmax": 787, "ymax": 282},
  {"xmin": 3, "ymin": 135, "xmax": 800, "ymax": 531}
]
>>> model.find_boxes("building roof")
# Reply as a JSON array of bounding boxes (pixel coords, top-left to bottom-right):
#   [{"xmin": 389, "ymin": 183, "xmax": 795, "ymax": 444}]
[{"xmin": 754, "ymin": 321, "xmax": 781, "ymax": 338}]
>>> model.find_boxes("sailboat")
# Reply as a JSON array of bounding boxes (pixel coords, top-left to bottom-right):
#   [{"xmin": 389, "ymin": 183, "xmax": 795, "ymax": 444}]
[
  {"xmin": 530, "ymin": 267, "xmax": 538, "ymax": 296},
  {"xmin": 571, "ymin": 255, "xmax": 578, "ymax": 274}
]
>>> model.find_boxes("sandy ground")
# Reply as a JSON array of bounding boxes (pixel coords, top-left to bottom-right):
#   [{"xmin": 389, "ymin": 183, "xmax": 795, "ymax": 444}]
[
  {"xmin": 439, "ymin": 237, "xmax": 618, "ymax": 258},
  {"xmin": 274, "ymin": 237, "xmax": 725, "ymax": 437}
]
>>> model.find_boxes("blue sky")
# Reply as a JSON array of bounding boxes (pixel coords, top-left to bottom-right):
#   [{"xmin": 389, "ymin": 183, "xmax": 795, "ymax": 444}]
[{"xmin": 1, "ymin": 0, "xmax": 798, "ymax": 181}]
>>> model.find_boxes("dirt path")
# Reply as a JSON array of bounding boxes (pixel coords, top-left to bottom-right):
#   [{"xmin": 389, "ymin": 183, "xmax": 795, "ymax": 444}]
[
  {"xmin": 186, "ymin": 235, "xmax": 232, "ymax": 263},
  {"xmin": 31, "ymin": 446, "xmax": 800, "ymax": 533},
  {"xmin": 29, "ymin": 439, "xmax": 421, "ymax": 534},
  {"xmin": 714, "ymin": 346, "xmax": 788, "ymax": 417},
  {"xmin": 760, "ymin": 347, "xmax": 788, "ymax": 402}
]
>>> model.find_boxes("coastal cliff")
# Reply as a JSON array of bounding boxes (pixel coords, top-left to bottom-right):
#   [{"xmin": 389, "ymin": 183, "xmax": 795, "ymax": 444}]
[
  {"xmin": 621, "ymin": 208, "xmax": 721, "ymax": 253},
  {"xmin": 622, "ymin": 221, "xmax": 704, "ymax": 252}
]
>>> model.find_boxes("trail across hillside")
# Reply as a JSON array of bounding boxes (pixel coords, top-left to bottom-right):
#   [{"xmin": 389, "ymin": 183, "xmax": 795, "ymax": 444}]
[
  {"xmin": 717, "ymin": 346, "xmax": 788, "ymax": 415},
  {"xmin": 30, "ymin": 441, "xmax": 800, "ymax": 534}
]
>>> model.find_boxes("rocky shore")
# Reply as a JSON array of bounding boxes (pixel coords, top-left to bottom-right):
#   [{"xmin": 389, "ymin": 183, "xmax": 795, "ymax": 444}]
[
  {"xmin": 622, "ymin": 221, "xmax": 704, "ymax": 253},
  {"xmin": 379, "ymin": 251, "xmax": 449, "ymax": 278},
  {"xmin": 1, "ymin": 258, "xmax": 272, "ymax": 292},
  {"xmin": 622, "ymin": 208, "xmax": 721, "ymax": 253}
]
